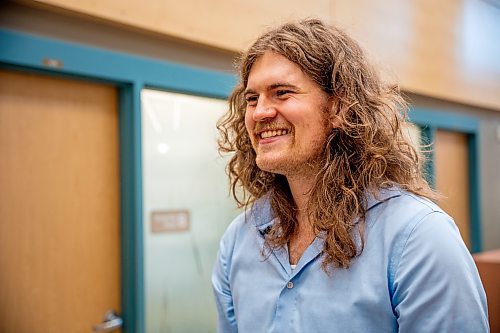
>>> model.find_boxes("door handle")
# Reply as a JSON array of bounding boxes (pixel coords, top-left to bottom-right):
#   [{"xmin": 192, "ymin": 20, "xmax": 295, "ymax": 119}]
[{"xmin": 92, "ymin": 310, "xmax": 123, "ymax": 332}]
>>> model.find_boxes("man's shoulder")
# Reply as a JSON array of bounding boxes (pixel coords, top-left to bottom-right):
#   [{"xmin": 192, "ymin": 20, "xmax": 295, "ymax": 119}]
[
  {"xmin": 390, "ymin": 189, "xmax": 444, "ymax": 218},
  {"xmin": 366, "ymin": 187, "xmax": 451, "ymax": 234},
  {"xmin": 369, "ymin": 187, "xmax": 443, "ymax": 215}
]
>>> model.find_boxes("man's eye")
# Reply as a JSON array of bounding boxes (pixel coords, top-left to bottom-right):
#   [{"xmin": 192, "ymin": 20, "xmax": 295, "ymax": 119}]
[
  {"xmin": 245, "ymin": 96, "xmax": 258, "ymax": 106},
  {"xmin": 276, "ymin": 90, "xmax": 292, "ymax": 97}
]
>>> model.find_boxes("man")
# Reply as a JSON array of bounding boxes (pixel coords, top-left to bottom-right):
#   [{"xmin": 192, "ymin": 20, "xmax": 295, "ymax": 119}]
[{"xmin": 212, "ymin": 19, "xmax": 488, "ymax": 332}]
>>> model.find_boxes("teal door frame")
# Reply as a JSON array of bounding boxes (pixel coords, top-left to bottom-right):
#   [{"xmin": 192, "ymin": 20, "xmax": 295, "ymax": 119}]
[
  {"xmin": 0, "ymin": 28, "xmax": 235, "ymax": 333},
  {"xmin": 409, "ymin": 108, "xmax": 482, "ymax": 253}
]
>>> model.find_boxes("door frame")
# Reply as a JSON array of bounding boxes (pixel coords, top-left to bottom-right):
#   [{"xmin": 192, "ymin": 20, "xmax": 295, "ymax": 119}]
[
  {"xmin": 0, "ymin": 28, "xmax": 235, "ymax": 333},
  {"xmin": 409, "ymin": 107, "xmax": 482, "ymax": 253}
]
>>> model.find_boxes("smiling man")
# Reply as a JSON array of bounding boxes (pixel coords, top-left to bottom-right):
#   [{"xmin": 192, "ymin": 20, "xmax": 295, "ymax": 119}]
[{"xmin": 213, "ymin": 19, "xmax": 488, "ymax": 332}]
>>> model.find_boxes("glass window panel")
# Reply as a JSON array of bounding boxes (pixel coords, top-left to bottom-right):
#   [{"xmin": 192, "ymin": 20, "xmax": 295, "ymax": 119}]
[{"xmin": 141, "ymin": 89, "xmax": 239, "ymax": 333}]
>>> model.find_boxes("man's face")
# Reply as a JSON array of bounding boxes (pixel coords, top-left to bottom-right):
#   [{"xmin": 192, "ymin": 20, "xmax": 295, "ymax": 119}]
[{"xmin": 244, "ymin": 51, "xmax": 333, "ymax": 177}]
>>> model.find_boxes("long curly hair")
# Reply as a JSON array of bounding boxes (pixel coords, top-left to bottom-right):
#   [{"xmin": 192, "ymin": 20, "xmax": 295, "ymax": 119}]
[{"xmin": 218, "ymin": 19, "xmax": 435, "ymax": 270}]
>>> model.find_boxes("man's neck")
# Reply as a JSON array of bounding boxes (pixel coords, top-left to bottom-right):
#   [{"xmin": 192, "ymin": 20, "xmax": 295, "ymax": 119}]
[
  {"xmin": 286, "ymin": 173, "xmax": 317, "ymax": 265},
  {"xmin": 286, "ymin": 173, "xmax": 317, "ymax": 228},
  {"xmin": 287, "ymin": 173, "xmax": 315, "ymax": 211}
]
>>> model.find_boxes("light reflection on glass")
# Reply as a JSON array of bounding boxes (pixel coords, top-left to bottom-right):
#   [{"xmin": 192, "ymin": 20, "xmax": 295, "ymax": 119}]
[{"xmin": 157, "ymin": 142, "xmax": 170, "ymax": 154}]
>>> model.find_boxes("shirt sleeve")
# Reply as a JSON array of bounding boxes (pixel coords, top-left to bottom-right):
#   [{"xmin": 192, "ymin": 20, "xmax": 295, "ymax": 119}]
[
  {"xmin": 391, "ymin": 211, "xmax": 489, "ymax": 332},
  {"xmin": 212, "ymin": 223, "xmax": 238, "ymax": 333}
]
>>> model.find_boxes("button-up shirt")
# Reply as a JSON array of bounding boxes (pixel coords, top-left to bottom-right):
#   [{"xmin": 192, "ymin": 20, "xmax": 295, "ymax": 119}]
[{"xmin": 212, "ymin": 188, "xmax": 489, "ymax": 332}]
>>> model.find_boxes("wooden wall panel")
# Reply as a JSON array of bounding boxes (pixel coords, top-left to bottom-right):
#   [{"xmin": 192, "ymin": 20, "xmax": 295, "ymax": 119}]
[
  {"xmin": 21, "ymin": 0, "xmax": 500, "ymax": 110},
  {"xmin": 29, "ymin": 0, "xmax": 331, "ymax": 50},
  {"xmin": 331, "ymin": 0, "xmax": 500, "ymax": 111}
]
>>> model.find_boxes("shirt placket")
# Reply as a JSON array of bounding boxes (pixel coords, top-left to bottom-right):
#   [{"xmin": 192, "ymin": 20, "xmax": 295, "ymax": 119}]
[{"xmin": 271, "ymin": 237, "xmax": 324, "ymax": 332}]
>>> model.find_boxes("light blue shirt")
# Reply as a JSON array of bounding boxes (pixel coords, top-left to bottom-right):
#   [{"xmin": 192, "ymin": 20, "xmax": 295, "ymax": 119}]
[{"xmin": 212, "ymin": 188, "xmax": 489, "ymax": 332}]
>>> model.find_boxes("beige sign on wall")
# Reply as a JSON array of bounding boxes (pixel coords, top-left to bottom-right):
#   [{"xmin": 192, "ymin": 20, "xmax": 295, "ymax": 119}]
[{"xmin": 151, "ymin": 210, "xmax": 190, "ymax": 233}]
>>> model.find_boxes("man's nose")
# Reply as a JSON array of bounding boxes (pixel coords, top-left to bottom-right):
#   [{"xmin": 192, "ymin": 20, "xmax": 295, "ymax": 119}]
[{"xmin": 253, "ymin": 97, "xmax": 277, "ymax": 122}]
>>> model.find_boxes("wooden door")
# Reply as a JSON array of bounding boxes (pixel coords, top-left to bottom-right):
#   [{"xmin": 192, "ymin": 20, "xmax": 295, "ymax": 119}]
[
  {"xmin": 435, "ymin": 129, "xmax": 471, "ymax": 248},
  {"xmin": 0, "ymin": 69, "xmax": 122, "ymax": 332}
]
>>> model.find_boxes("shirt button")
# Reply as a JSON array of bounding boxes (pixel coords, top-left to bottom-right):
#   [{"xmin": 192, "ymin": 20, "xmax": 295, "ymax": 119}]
[{"xmin": 287, "ymin": 281, "xmax": 294, "ymax": 289}]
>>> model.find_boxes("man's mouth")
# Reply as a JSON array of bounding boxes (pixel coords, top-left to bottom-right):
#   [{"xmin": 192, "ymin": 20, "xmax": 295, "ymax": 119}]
[{"xmin": 258, "ymin": 129, "xmax": 289, "ymax": 139}]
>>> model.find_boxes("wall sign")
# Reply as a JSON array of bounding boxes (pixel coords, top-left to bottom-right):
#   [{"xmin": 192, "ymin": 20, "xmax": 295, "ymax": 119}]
[{"xmin": 151, "ymin": 210, "xmax": 190, "ymax": 233}]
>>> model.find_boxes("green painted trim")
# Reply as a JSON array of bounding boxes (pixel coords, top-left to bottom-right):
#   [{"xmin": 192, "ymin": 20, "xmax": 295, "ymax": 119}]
[
  {"xmin": 0, "ymin": 28, "xmax": 236, "ymax": 333},
  {"xmin": 409, "ymin": 107, "xmax": 479, "ymax": 133},
  {"xmin": 410, "ymin": 108, "xmax": 482, "ymax": 252},
  {"xmin": 419, "ymin": 125, "xmax": 436, "ymax": 188},
  {"xmin": 0, "ymin": 29, "xmax": 236, "ymax": 99},
  {"xmin": 119, "ymin": 83, "xmax": 145, "ymax": 332},
  {"xmin": 468, "ymin": 133, "xmax": 482, "ymax": 253}
]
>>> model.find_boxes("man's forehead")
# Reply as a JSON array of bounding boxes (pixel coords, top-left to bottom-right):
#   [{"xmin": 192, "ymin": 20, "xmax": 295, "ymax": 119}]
[{"xmin": 245, "ymin": 52, "xmax": 309, "ymax": 90}]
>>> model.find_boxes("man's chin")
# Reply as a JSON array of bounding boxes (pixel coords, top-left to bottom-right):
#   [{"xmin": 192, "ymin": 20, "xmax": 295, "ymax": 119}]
[
  {"xmin": 256, "ymin": 159, "xmax": 281, "ymax": 173},
  {"xmin": 256, "ymin": 158, "xmax": 294, "ymax": 176},
  {"xmin": 256, "ymin": 155, "xmax": 323, "ymax": 178}
]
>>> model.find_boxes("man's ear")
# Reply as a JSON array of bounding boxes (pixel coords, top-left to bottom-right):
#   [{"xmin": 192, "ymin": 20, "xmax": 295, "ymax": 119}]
[
  {"xmin": 330, "ymin": 116, "xmax": 342, "ymax": 129},
  {"xmin": 328, "ymin": 96, "xmax": 342, "ymax": 129},
  {"xmin": 327, "ymin": 98, "xmax": 342, "ymax": 129}
]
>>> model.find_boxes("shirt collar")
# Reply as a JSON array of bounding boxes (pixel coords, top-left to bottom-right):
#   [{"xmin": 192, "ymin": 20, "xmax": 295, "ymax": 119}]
[
  {"xmin": 247, "ymin": 194, "xmax": 276, "ymax": 235},
  {"xmin": 251, "ymin": 186, "xmax": 402, "ymax": 233},
  {"xmin": 364, "ymin": 186, "xmax": 402, "ymax": 211}
]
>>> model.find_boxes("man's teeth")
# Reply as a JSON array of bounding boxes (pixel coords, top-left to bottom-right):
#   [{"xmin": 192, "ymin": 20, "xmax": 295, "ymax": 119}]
[{"xmin": 260, "ymin": 129, "xmax": 288, "ymax": 139}]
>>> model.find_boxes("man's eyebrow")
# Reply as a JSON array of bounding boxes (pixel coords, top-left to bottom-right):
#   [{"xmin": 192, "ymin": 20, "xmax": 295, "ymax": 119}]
[
  {"xmin": 244, "ymin": 88, "xmax": 256, "ymax": 96},
  {"xmin": 244, "ymin": 82, "xmax": 299, "ymax": 95},
  {"xmin": 268, "ymin": 82, "xmax": 298, "ymax": 90}
]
